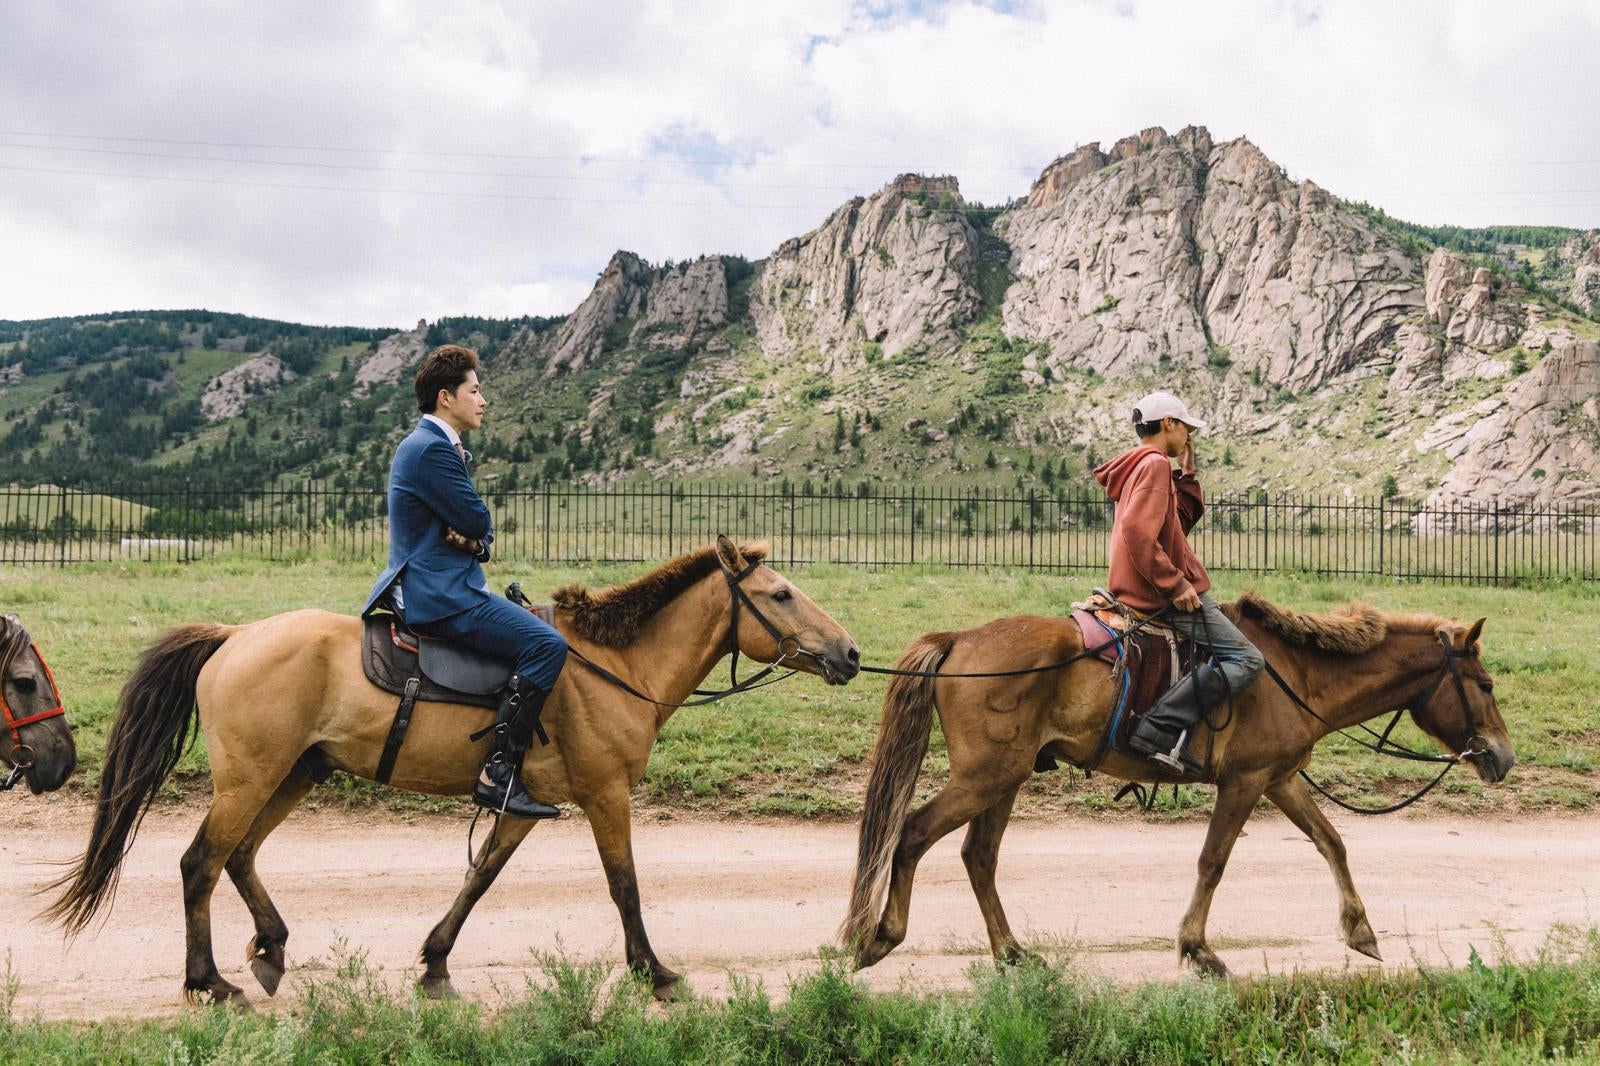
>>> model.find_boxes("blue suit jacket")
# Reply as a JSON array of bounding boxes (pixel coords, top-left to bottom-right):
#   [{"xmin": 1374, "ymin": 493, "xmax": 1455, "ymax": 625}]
[{"xmin": 363, "ymin": 418, "xmax": 495, "ymax": 624}]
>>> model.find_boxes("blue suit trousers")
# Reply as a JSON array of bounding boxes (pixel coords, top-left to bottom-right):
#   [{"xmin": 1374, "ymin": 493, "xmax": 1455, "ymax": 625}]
[{"xmin": 416, "ymin": 593, "xmax": 569, "ymax": 693}]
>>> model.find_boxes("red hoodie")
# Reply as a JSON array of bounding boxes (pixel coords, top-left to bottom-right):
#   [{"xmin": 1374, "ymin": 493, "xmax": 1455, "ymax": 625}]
[{"xmin": 1092, "ymin": 445, "xmax": 1210, "ymax": 613}]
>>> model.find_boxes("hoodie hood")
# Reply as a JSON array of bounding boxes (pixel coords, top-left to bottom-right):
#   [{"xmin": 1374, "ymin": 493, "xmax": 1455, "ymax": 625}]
[{"xmin": 1093, "ymin": 445, "xmax": 1168, "ymax": 502}]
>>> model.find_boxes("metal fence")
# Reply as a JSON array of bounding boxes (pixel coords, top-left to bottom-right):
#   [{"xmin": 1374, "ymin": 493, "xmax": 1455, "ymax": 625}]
[{"xmin": 1, "ymin": 482, "xmax": 1596, "ymax": 583}]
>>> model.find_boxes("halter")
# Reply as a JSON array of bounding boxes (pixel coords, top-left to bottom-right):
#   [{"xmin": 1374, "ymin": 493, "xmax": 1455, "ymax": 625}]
[
  {"xmin": 1281, "ymin": 630, "xmax": 1491, "ymax": 815},
  {"xmin": 0, "ymin": 634, "xmax": 67, "ymax": 792},
  {"xmin": 519, "ymin": 557, "xmax": 812, "ymax": 710}
]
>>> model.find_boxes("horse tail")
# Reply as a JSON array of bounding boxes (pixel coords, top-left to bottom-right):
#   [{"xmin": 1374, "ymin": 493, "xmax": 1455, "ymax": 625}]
[
  {"xmin": 839, "ymin": 631, "xmax": 954, "ymax": 952},
  {"xmin": 43, "ymin": 623, "xmax": 233, "ymax": 933}
]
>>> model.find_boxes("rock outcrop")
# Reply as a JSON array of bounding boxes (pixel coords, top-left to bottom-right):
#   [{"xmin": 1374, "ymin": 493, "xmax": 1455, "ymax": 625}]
[
  {"xmin": 1568, "ymin": 233, "xmax": 1600, "ymax": 315},
  {"xmin": 539, "ymin": 251, "xmax": 650, "ymax": 377},
  {"xmin": 1421, "ymin": 332, "xmax": 1600, "ymax": 510},
  {"xmin": 996, "ymin": 126, "xmax": 1421, "ymax": 387},
  {"xmin": 353, "ymin": 319, "xmax": 428, "ymax": 398},
  {"xmin": 200, "ymin": 354, "xmax": 295, "ymax": 422},
  {"xmin": 1390, "ymin": 250, "xmax": 1529, "ymax": 392},
  {"xmin": 751, "ymin": 174, "xmax": 982, "ymax": 367},
  {"xmin": 629, "ymin": 257, "xmax": 729, "ymax": 350}
]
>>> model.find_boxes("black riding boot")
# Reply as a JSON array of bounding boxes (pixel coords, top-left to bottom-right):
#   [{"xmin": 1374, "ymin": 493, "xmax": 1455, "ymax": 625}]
[
  {"xmin": 473, "ymin": 675, "xmax": 560, "ymax": 820},
  {"xmin": 1128, "ymin": 662, "xmax": 1232, "ymax": 775}
]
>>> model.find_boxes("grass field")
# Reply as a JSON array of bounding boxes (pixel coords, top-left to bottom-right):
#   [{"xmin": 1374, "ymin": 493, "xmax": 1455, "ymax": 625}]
[
  {"xmin": 1, "ymin": 555, "xmax": 1596, "ymax": 819},
  {"xmin": 4, "ymin": 930, "xmax": 1600, "ymax": 1062}
]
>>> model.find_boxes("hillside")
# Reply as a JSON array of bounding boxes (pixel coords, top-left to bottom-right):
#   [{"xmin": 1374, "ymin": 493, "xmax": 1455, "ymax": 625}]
[{"xmin": 3, "ymin": 125, "xmax": 1598, "ymax": 511}]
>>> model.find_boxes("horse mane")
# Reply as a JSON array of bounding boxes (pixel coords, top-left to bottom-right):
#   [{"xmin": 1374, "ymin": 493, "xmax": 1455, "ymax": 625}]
[
  {"xmin": 0, "ymin": 615, "xmax": 27, "ymax": 677},
  {"xmin": 1226, "ymin": 592, "xmax": 1388, "ymax": 654},
  {"xmin": 552, "ymin": 543, "xmax": 769, "ymax": 648}
]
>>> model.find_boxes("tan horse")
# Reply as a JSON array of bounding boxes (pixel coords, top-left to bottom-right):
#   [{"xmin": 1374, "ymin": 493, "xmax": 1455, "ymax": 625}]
[
  {"xmin": 841, "ymin": 593, "xmax": 1515, "ymax": 978},
  {"xmin": 47, "ymin": 538, "xmax": 858, "ymax": 1006},
  {"xmin": 0, "ymin": 613, "xmax": 76, "ymax": 793}
]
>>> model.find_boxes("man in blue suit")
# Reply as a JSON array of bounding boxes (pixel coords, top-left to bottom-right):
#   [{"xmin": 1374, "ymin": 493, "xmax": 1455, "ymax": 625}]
[{"xmin": 364, "ymin": 344, "xmax": 567, "ymax": 819}]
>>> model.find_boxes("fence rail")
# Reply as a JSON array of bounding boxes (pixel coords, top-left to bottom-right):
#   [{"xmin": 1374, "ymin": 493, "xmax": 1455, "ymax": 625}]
[{"xmin": 1, "ymin": 482, "xmax": 1596, "ymax": 584}]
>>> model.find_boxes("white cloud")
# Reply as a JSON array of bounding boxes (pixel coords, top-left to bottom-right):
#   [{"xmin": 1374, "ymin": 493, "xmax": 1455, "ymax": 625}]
[{"xmin": 1, "ymin": 0, "xmax": 1597, "ymax": 326}]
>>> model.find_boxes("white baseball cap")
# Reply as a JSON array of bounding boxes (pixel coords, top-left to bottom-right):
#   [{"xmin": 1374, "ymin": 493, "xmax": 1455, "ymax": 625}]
[{"xmin": 1131, "ymin": 391, "xmax": 1207, "ymax": 431}]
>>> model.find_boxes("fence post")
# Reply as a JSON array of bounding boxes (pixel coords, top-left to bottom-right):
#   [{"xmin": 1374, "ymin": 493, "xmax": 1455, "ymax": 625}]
[
  {"xmin": 786, "ymin": 488, "xmax": 796, "ymax": 566},
  {"xmin": 1026, "ymin": 488, "xmax": 1035, "ymax": 570},
  {"xmin": 1493, "ymin": 498, "xmax": 1501, "ymax": 585},
  {"xmin": 542, "ymin": 484, "xmax": 551, "ymax": 562},
  {"xmin": 56, "ymin": 483, "xmax": 67, "ymax": 567},
  {"xmin": 183, "ymin": 479, "xmax": 193, "ymax": 564},
  {"xmin": 1261, "ymin": 495, "xmax": 1270, "ymax": 572},
  {"xmin": 909, "ymin": 486, "xmax": 916, "ymax": 566},
  {"xmin": 667, "ymin": 485, "xmax": 675, "ymax": 556},
  {"xmin": 1376, "ymin": 495, "xmax": 1385, "ymax": 577}
]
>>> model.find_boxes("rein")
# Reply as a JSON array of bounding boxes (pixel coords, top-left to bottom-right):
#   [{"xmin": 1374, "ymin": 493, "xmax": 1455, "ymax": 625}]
[
  {"xmin": 856, "ymin": 608, "xmax": 1172, "ymax": 679},
  {"xmin": 0, "ymin": 625, "xmax": 67, "ymax": 792},
  {"xmin": 510, "ymin": 560, "xmax": 806, "ymax": 711},
  {"xmin": 1271, "ymin": 631, "xmax": 1489, "ymax": 815}
]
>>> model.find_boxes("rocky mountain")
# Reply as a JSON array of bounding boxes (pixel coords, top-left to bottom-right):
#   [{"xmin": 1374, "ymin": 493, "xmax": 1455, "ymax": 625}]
[{"xmin": 5, "ymin": 125, "xmax": 1598, "ymax": 514}]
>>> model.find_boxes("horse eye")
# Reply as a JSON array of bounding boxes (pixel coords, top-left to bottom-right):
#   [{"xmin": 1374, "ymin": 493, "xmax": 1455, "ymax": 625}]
[
  {"xmin": 1478, "ymin": 681, "xmax": 1493, "ymax": 694},
  {"xmin": 772, "ymin": 588, "xmax": 792, "ymax": 602},
  {"xmin": 9, "ymin": 677, "xmax": 36, "ymax": 694}
]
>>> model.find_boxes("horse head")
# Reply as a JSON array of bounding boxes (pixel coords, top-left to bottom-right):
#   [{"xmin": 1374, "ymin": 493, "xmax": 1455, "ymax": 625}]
[
  {"xmin": 1, "ymin": 614, "xmax": 76, "ymax": 793},
  {"xmin": 713, "ymin": 535, "xmax": 860, "ymax": 686},
  {"xmin": 1408, "ymin": 617, "xmax": 1513, "ymax": 785}
]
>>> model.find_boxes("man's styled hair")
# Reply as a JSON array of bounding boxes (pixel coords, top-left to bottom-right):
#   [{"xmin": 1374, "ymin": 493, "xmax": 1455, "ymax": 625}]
[
  {"xmin": 1133, "ymin": 412, "xmax": 1165, "ymax": 438},
  {"xmin": 414, "ymin": 345, "xmax": 480, "ymax": 413}
]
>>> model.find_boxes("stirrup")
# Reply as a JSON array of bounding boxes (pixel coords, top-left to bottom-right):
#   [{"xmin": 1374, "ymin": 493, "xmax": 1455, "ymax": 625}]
[{"xmin": 1148, "ymin": 729, "xmax": 1201, "ymax": 775}]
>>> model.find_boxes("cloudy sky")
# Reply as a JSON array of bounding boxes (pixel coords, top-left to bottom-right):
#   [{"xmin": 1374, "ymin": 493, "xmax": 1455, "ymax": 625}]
[{"xmin": 3, "ymin": 0, "xmax": 1597, "ymax": 328}]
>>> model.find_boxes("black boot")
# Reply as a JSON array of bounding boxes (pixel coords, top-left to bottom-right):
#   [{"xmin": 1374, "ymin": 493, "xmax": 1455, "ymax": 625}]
[
  {"xmin": 473, "ymin": 675, "xmax": 560, "ymax": 820},
  {"xmin": 1128, "ymin": 663, "xmax": 1232, "ymax": 775}
]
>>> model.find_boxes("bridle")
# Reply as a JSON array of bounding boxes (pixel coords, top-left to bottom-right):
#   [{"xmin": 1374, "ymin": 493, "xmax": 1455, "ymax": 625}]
[
  {"xmin": 508, "ymin": 557, "xmax": 818, "ymax": 710},
  {"xmin": 1274, "ymin": 630, "xmax": 1492, "ymax": 815},
  {"xmin": 0, "ymin": 623, "xmax": 67, "ymax": 792}
]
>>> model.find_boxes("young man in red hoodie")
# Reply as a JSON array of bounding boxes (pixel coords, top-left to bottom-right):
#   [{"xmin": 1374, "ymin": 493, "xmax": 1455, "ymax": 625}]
[{"xmin": 1092, "ymin": 391, "xmax": 1264, "ymax": 774}]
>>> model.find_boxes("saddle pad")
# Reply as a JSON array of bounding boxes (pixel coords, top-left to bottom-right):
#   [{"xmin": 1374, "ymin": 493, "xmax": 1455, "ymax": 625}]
[
  {"xmin": 1075, "ymin": 626, "xmax": 1210, "ymax": 776},
  {"xmin": 361, "ymin": 614, "xmax": 499, "ymax": 709},
  {"xmin": 1070, "ymin": 610, "xmax": 1123, "ymax": 664}
]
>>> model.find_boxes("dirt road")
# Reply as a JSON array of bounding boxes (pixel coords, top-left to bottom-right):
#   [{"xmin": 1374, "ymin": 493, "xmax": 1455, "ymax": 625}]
[{"xmin": 2, "ymin": 800, "xmax": 1594, "ymax": 1020}]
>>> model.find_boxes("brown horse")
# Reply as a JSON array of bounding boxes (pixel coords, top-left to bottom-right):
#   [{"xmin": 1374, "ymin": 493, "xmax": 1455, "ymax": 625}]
[
  {"xmin": 841, "ymin": 593, "xmax": 1515, "ymax": 978},
  {"xmin": 1, "ymin": 613, "xmax": 76, "ymax": 794},
  {"xmin": 47, "ymin": 538, "xmax": 858, "ymax": 1006}
]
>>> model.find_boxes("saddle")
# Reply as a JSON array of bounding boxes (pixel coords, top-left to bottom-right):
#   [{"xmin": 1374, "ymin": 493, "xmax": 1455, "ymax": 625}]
[
  {"xmin": 1061, "ymin": 591, "xmax": 1208, "ymax": 777},
  {"xmin": 359, "ymin": 604, "xmax": 558, "ymax": 784}
]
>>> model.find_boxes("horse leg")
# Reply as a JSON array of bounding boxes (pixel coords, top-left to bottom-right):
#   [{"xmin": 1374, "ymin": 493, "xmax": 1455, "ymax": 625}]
[
  {"xmin": 417, "ymin": 815, "xmax": 539, "ymax": 1000},
  {"xmin": 1266, "ymin": 775, "xmax": 1381, "ymax": 961},
  {"xmin": 582, "ymin": 784, "xmax": 680, "ymax": 1000},
  {"xmin": 180, "ymin": 777, "xmax": 288, "ymax": 1007},
  {"xmin": 224, "ymin": 765, "xmax": 315, "ymax": 996},
  {"xmin": 960, "ymin": 784, "xmax": 1031, "ymax": 964},
  {"xmin": 1176, "ymin": 775, "xmax": 1268, "ymax": 978},
  {"xmin": 859, "ymin": 779, "xmax": 1013, "ymax": 969}
]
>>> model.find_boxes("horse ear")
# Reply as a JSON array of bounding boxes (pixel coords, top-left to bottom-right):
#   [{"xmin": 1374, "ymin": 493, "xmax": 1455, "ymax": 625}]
[
  {"xmin": 714, "ymin": 534, "xmax": 745, "ymax": 572},
  {"xmin": 1465, "ymin": 617, "xmax": 1486, "ymax": 646}
]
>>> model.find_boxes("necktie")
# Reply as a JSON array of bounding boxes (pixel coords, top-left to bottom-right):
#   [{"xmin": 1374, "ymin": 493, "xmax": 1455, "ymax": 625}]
[{"xmin": 455, "ymin": 442, "xmax": 469, "ymax": 465}]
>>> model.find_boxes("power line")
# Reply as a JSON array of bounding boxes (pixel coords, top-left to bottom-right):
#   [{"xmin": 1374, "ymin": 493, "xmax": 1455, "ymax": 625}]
[
  {"xmin": 4, "ymin": 141, "xmax": 1592, "ymax": 201},
  {"xmin": 0, "ymin": 128, "xmax": 1047, "ymax": 173},
  {"xmin": 0, "ymin": 161, "xmax": 1020, "ymax": 212}
]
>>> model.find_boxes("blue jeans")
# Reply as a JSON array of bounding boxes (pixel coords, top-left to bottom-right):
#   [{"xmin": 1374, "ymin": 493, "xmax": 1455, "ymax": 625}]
[
  {"xmin": 414, "ymin": 593, "xmax": 568, "ymax": 693},
  {"xmin": 1160, "ymin": 593, "xmax": 1264, "ymax": 695}
]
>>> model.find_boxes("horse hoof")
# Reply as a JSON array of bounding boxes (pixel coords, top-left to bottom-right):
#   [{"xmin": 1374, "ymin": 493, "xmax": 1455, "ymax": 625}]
[
  {"xmin": 185, "ymin": 983, "xmax": 252, "ymax": 1011},
  {"xmin": 1181, "ymin": 945, "xmax": 1231, "ymax": 979},
  {"xmin": 1000, "ymin": 943, "xmax": 1045, "ymax": 968},
  {"xmin": 1346, "ymin": 922, "xmax": 1383, "ymax": 962},
  {"xmin": 420, "ymin": 975, "xmax": 459, "ymax": 1001},
  {"xmin": 855, "ymin": 937, "xmax": 892, "ymax": 970},
  {"xmin": 250, "ymin": 956, "xmax": 285, "ymax": 997},
  {"xmin": 652, "ymin": 971, "xmax": 684, "ymax": 1003}
]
